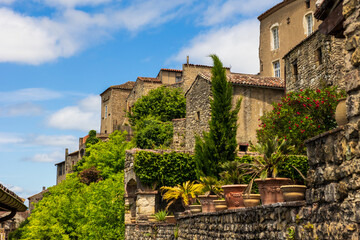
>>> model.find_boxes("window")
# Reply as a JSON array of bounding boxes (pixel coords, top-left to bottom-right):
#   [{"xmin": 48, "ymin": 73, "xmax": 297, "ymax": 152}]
[
  {"xmin": 306, "ymin": 0, "xmax": 310, "ymax": 8},
  {"xmin": 273, "ymin": 60, "xmax": 281, "ymax": 77},
  {"xmin": 306, "ymin": 13, "xmax": 313, "ymax": 36},
  {"xmin": 105, "ymin": 105, "xmax": 108, "ymax": 119},
  {"xmin": 196, "ymin": 111, "xmax": 200, "ymax": 121},
  {"xmin": 272, "ymin": 26, "xmax": 279, "ymax": 50},
  {"xmin": 292, "ymin": 59, "xmax": 298, "ymax": 81},
  {"xmin": 239, "ymin": 144, "xmax": 248, "ymax": 152},
  {"xmin": 176, "ymin": 76, "xmax": 182, "ymax": 83},
  {"xmin": 58, "ymin": 164, "xmax": 65, "ymax": 176},
  {"xmin": 316, "ymin": 47, "xmax": 323, "ymax": 64}
]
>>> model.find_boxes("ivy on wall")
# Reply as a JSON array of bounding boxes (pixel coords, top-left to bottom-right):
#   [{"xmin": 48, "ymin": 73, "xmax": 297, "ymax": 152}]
[{"xmin": 134, "ymin": 151, "xmax": 197, "ymax": 188}]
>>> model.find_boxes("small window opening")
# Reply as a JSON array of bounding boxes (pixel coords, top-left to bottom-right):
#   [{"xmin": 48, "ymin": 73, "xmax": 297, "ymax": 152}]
[
  {"xmin": 105, "ymin": 105, "xmax": 108, "ymax": 119},
  {"xmin": 271, "ymin": 27, "xmax": 279, "ymax": 50},
  {"xmin": 316, "ymin": 48, "xmax": 323, "ymax": 64},
  {"xmin": 196, "ymin": 111, "xmax": 200, "ymax": 121},
  {"xmin": 273, "ymin": 60, "xmax": 281, "ymax": 77},
  {"xmin": 292, "ymin": 59, "xmax": 298, "ymax": 81},
  {"xmin": 239, "ymin": 144, "xmax": 248, "ymax": 152}
]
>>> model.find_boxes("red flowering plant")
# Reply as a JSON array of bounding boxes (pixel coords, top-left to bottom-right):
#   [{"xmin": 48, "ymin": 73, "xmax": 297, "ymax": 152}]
[{"xmin": 257, "ymin": 86, "xmax": 345, "ymax": 154}]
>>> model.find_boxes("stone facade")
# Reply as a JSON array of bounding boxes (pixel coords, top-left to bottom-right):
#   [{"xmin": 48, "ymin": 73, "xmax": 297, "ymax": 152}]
[
  {"xmin": 157, "ymin": 69, "xmax": 183, "ymax": 85},
  {"xmin": 259, "ymin": 0, "xmax": 321, "ymax": 78},
  {"xmin": 100, "ymin": 82, "xmax": 135, "ymax": 134},
  {"xmin": 0, "ymin": 211, "xmax": 29, "ymax": 239},
  {"xmin": 172, "ymin": 118, "xmax": 186, "ymax": 150},
  {"xmin": 284, "ymin": 30, "xmax": 346, "ymax": 92},
  {"xmin": 28, "ymin": 187, "xmax": 48, "ymax": 213},
  {"xmin": 183, "ymin": 73, "xmax": 284, "ymax": 150}
]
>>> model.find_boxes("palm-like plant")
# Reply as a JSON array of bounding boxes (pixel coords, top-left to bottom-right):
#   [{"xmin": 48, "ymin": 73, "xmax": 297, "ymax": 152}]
[
  {"xmin": 219, "ymin": 161, "xmax": 246, "ymax": 185},
  {"xmin": 198, "ymin": 176, "xmax": 223, "ymax": 197},
  {"xmin": 160, "ymin": 181, "xmax": 204, "ymax": 210},
  {"xmin": 243, "ymin": 137, "xmax": 295, "ymax": 193}
]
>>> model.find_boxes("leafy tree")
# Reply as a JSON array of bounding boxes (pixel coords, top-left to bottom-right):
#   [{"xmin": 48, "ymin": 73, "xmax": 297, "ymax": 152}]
[
  {"xmin": 194, "ymin": 55, "xmax": 241, "ymax": 178},
  {"xmin": 21, "ymin": 173, "xmax": 125, "ymax": 240},
  {"xmin": 127, "ymin": 86, "xmax": 186, "ymax": 126},
  {"xmin": 85, "ymin": 130, "xmax": 99, "ymax": 148},
  {"xmin": 76, "ymin": 130, "xmax": 133, "ymax": 178},
  {"xmin": 257, "ymin": 87, "xmax": 345, "ymax": 154},
  {"xmin": 135, "ymin": 116, "xmax": 173, "ymax": 149}
]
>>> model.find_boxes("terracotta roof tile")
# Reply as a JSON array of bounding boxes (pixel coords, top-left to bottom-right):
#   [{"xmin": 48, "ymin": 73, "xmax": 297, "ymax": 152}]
[
  {"xmin": 199, "ymin": 72, "xmax": 284, "ymax": 89},
  {"xmin": 185, "ymin": 63, "xmax": 230, "ymax": 69},
  {"xmin": 100, "ymin": 81, "xmax": 135, "ymax": 95},
  {"xmin": 137, "ymin": 77, "xmax": 162, "ymax": 83},
  {"xmin": 0, "ymin": 183, "xmax": 27, "ymax": 211},
  {"xmin": 160, "ymin": 68, "xmax": 182, "ymax": 73}
]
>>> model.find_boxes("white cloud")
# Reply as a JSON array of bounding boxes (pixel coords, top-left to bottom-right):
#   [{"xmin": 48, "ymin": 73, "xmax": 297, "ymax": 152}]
[
  {"xmin": 26, "ymin": 151, "xmax": 64, "ymax": 163},
  {"xmin": 0, "ymin": 88, "xmax": 62, "ymax": 103},
  {"xmin": 33, "ymin": 135, "xmax": 77, "ymax": 148},
  {"xmin": 4, "ymin": 102, "xmax": 43, "ymax": 116},
  {"xmin": 43, "ymin": 0, "xmax": 112, "ymax": 8},
  {"xmin": 0, "ymin": 1, "xmax": 190, "ymax": 64},
  {"xmin": 47, "ymin": 95, "xmax": 100, "ymax": 132},
  {"xmin": 0, "ymin": 133, "xmax": 23, "ymax": 144},
  {"xmin": 170, "ymin": 19, "xmax": 260, "ymax": 73}
]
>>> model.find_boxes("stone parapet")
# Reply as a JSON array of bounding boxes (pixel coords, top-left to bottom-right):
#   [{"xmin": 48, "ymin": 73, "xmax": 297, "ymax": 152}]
[{"xmin": 125, "ymin": 223, "xmax": 176, "ymax": 240}]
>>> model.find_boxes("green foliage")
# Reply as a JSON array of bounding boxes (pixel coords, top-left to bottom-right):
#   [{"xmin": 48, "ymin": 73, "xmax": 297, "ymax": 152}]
[
  {"xmin": 127, "ymin": 86, "xmax": 186, "ymax": 126},
  {"xmin": 134, "ymin": 151, "xmax": 197, "ymax": 188},
  {"xmin": 195, "ymin": 55, "xmax": 241, "ymax": 178},
  {"xmin": 85, "ymin": 130, "xmax": 99, "ymax": 148},
  {"xmin": 154, "ymin": 210, "xmax": 168, "ymax": 221},
  {"xmin": 135, "ymin": 116, "xmax": 173, "ymax": 149},
  {"xmin": 22, "ymin": 173, "xmax": 125, "ymax": 240},
  {"xmin": 79, "ymin": 166, "xmax": 103, "ymax": 185},
  {"xmin": 77, "ymin": 130, "xmax": 133, "ymax": 178},
  {"xmin": 257, "ymin": 87, "xmax": 345, "ymax": 154},
  {"xmin": 198, "ymin": 176, "xmax": 223, "ymax": 196},
  {"xmin": 278, "ymin": 155, "xmax": 308, "ymax": 184}
]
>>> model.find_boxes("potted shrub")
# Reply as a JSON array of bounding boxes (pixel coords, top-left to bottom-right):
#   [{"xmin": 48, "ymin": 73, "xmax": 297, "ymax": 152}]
[
  {"xmin": 243, "ymin": 137, "xmax": 294, "ymax": 205},
  {"xmin": 197, "ymin": 176, "xmax": 223, "ymax": 213},
  {"xmin": 160, "ymin": 180, "xmax": 203, "ymax": 211},
  {"xmin": 280, "ymin": 163, "xmax": 307, "ymax": 202},
  {"xmin": 220, "ymin": 161, "xmax": 248, "ymax": 209},
  {"xmin": 153, "ymin": 210, "xmax": 168, "ymax": 222}
]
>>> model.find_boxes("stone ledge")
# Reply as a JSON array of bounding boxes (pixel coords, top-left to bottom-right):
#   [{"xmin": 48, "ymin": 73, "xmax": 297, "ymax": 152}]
[
  {"xmin": 178, "ymin": 201, "xmax": 306, "ymax": 219},
  {"xmin": 125, "ymin": 223, "xmax": 176, "ymax": 226},
  {"xmin": 305, "ymin": 126, "xmax": 344, "ymax": 144}
]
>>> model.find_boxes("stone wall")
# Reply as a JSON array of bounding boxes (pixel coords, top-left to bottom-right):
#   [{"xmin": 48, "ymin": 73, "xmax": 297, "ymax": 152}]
[
  {"xmin": 172, "ymin": 118, "xmax": 186, "ymax": 150},
  {"xmin": 125, "ymin": 223, "xmax": 176, "ymax": 240},
  {"xmin": 284, "ymin": 31, "xmax": 346, "ymax": 92}
]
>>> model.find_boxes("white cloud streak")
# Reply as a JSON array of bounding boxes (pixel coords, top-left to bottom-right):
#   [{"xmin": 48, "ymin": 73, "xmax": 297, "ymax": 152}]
[
  {"xmin": 3, "ymin": 102, "xmax": 43, "ymax": 116},
  {"xmin": 0, "ymin": 88, "xmax": 62, "ymax": 103},
  {"xmin": 26, "ymin": 151, "xmax": 64, "ymax": 163},
  {"xmin": 47, "ymin": 95, "xmax": 100, "ymax": 132},
  {"xmin": 170, "ymin": 19, "xmax": 260, "ymax": 73}
]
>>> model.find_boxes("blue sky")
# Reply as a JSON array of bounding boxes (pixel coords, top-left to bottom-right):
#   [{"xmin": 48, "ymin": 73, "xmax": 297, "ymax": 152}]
[{"xmin": 0, "ymin": 0, "xmax": 281, "ymax": 201}]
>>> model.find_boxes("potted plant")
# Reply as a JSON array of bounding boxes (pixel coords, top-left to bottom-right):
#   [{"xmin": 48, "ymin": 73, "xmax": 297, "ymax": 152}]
[
  {"xmin": 220, "ymin": 160, "xmax": 248, "ymax": 209},
  {"xmin": 280, "ymin": 164, "xmax": 307, "ymax": 202},
  {"xmin": 214, "ymin": 198, "xmax": 227, "ymax": 211},
  {"xmin": 153, "ymin": 210, "xmax": 168, "ymax": 222},
  {"xmin": 197, "ymin": 176, "xmax": 223, "ymax": 213},
  {"xmin": 160, "ymin": 180, "xmax": 204, "ymax": 211},
  {"xmin": 243, "ymin": 137, "xmax": 294, "ymax": 205}
]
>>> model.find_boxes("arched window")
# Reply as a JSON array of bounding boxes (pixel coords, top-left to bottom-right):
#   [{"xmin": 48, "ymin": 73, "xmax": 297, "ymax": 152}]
[
  {"xmin": 305, "ymin": 13, "xmax": 313, "ymax": 36},
  {"xmin": 271, "ymin": 26, "xmax": 279, "ymax": 50}
]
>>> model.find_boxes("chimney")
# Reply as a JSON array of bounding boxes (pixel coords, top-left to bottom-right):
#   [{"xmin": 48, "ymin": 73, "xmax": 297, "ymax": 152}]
[
  {"xmin": 42, "ymin": 186, "xmax": 46, "ymax": 191},
  {"xmin": 186, "ymin": 55, "xmax": 189, "ymax": 65},
  {"xmin": 65, "ymin": 148, "xmax": 69, "ymax": 157}
]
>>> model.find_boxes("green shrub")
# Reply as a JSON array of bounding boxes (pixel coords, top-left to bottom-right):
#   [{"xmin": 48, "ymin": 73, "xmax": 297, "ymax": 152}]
[
  {"xmin": 134, "ymin": 151, "xmax": 197, "ymax": 188},
  {"xmin": 135, "ymin": 117, "xmax": 173, "ymax": 149},
  {"xmin": 154, "ymin": 210, "xmax": 168, "ymax": 221},
  {"xmin": 257, "ymin": 87, "xmax": 345, "ymax": 154},
  {"xmin": 278, "ymin": 155, "xmax": 308, "ymax": 184}
]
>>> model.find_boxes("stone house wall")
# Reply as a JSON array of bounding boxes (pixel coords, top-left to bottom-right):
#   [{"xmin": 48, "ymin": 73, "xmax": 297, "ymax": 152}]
[
  {"xmin": 172, "ymin": 118, "xmax": 186, "ymax": 150},
  {"xmin": 258, "ymin": 0, "xmax": 321, "ymax": 78},
  {"xmin": 284, "ymin": 30, "xmax": 346, "ymax": 92},
  {"xmin": 184, "ymin": 75, "xmax": 284, "ymax": 150},
  {"xmin": 125, "ymin": 223, "xmax": 176, "ymax": 240}
]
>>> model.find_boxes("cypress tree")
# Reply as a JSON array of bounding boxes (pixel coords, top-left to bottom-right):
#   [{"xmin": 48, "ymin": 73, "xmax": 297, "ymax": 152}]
[{"xmin": 194, "ymin": 55, "xmax": 241, "ymax": 178}]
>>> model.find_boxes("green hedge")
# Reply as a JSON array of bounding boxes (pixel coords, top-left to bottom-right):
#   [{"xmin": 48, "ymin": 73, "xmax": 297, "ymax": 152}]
[{"xmin": 134, "ymin": 151, "xmax": 197, "ymax": 187}]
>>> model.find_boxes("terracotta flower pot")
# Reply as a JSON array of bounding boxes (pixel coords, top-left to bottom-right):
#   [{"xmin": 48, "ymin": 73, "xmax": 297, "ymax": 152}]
[
  {"xmin": 189, "ymin": 205, "xmax": 202, "ymax": 214},
  {"xmin": 221, "ymin": 184, "xmax": 248, "ymax": 209},
  {"xmin": 280, "ymin": 185, "xmax": 306, "ymax": 202},
  {"xmin": 214, "ymin": 199, "xmax": 227, "ymax": 211},
  {"xmin": 242, "ymin": 194, "xmax": 261, "ymax": 207},
  {"xmin": 335, "ymin": 97, "xmax": 348, "ymax": 126},
  {"xmin": 148, "ymin": 215, "xmax": 157, "ymax": 222},
  {"xmin": 255, "ymin": 178, "xmax": 292, "ymax": 205},
  {"xmin": 198, "ymin": 195, "xmax": 218, "ymax": 213}
]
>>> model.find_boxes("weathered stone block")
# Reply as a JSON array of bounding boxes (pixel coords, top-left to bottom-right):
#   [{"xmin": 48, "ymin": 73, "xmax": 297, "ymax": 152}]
[{"xmin": 343, "ymin": 0, "xmax": 358, "ymax": 18}]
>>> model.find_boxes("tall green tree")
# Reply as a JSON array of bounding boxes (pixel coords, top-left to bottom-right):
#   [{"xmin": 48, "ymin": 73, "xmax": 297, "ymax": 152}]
[{"xmin": 195, "ymin": 55, "xmax": 241, "ymax": 178}]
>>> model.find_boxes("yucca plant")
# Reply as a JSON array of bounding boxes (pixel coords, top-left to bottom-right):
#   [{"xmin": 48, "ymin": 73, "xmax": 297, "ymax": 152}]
[
  {"xmin": 154, "ymin": 210, "xmax": 168, "ymax": 221},
  {"xmin": 160, "ymin": 180, "xmax": 204, "ymax": 210},
  {"xmin": 243, "ymin": 136, "xmax": 295, "ymax": 193}
]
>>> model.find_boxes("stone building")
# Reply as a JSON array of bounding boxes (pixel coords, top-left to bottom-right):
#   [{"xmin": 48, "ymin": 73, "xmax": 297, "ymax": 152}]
[
  {"xmin": 0, "ymin": 211, "xmax": 28, "ymax": 239},
  {"xmin": 182, "ymin": 72, "xmax": 285, "ymax": 150},
  {"xmin": 284, "ymin": 30, "xmax": 346, "ymax": 91},
  {"xmin": 100, "ymin": 81, "xmax": 135, "ymax": 134},
  {"xmin": 259, "ymin": 0, "xmax": 321, "ymax": 78},
  {"xmin": 27, "ymin": 187, "xmax": 48, "ymax": 213}
]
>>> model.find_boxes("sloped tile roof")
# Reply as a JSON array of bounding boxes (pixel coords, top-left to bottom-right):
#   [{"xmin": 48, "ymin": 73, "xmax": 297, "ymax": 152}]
[
  {"xmin": 137, "ymin": 77, "xmax": 162, "ymax": 83},
  {"xmin": 160, "ymin": 68, "xmax": 182, "ymax": 73},
  {"xmin": 0, "ymin": 184, "xmax": 27, "ymax": 212},
  {"xmin": 199, "ymin": 72, "xmax": 285, "ymax": 89},
  {"xmin": 100, "ymin": 81, "xmax": 135, "ymax": 95}
]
